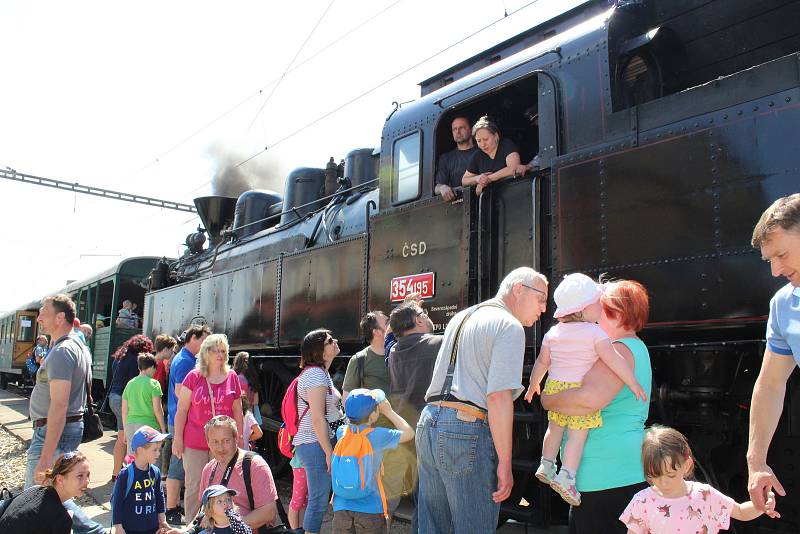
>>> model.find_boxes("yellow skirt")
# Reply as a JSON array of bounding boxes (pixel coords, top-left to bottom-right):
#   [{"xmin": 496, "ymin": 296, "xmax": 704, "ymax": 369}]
[{"xmin": 543, "ymin": 378, "xmax": 602, "ymax": 430}]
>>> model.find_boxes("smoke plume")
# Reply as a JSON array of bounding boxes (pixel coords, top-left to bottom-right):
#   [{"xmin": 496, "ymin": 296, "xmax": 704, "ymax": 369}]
[{"xmin": 206, "ymin": 143, "xmax": 286, "ymax": 199}]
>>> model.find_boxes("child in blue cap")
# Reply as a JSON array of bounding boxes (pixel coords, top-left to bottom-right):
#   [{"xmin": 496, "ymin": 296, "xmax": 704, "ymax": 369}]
[
  {"xmin": 111, "ymin": 425, "xmax": 179, "ymax": 534},
  {"xmin": 197, "ymin": 485, "xmax": 251, "ymax": 534},
  {"xmin": 331, "ymin": 389, "xmax": 414, "ymax": 533}
]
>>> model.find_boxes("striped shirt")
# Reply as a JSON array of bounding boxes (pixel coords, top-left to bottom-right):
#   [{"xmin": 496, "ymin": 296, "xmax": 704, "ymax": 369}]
[{"xmin": 293, "ymin": 366, "xmax": 343, "ymax": 446}]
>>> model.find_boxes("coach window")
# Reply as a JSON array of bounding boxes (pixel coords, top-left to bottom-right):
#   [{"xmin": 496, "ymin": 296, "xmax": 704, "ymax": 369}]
[
  {"xmin": 17, "ymin": 315, "xmax": 34, "ymax": 343},
  {"xmin": 392, "ymin": 132, "xmax": 421, "ymax": 204}
]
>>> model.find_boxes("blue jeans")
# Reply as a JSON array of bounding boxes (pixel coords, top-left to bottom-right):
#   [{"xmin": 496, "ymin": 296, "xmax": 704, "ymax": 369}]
[
  {"xmin": 295, "ymin": 441, "xmax": 331, "ymax": 533},
  {"xmin": 25, "ymin": 420, "xmax": 107, "ymax": 534},
  {"xmin": 416, "ymin": 405, "xmax": 499, "ymax": 534},
  {"xmin": 109, "ymin": 392, "xmax": 123, "ymax": 431}
]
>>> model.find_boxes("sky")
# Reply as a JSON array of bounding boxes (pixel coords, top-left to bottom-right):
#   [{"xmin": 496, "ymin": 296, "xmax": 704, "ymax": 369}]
[{"xmin": 0, "ymin": 0, "xmax": 584, "ymax": 312}]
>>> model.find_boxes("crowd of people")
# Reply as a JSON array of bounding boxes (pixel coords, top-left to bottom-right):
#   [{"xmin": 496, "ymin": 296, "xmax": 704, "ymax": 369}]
[{"xmin": 1, "ymin": 193, "xmax": 799, "ymax": 534}]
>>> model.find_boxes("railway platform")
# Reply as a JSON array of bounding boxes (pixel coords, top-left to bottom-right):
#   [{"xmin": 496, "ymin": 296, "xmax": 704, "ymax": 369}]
[{"xmin": 0, "ymin": 386, "xmax": 562, "ymax": 533}]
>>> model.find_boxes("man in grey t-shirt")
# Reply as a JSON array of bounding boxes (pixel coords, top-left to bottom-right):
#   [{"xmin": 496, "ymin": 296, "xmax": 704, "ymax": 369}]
[{"xmin": 417, "ymin": 267, "xmax": 548, "ymax": 534}]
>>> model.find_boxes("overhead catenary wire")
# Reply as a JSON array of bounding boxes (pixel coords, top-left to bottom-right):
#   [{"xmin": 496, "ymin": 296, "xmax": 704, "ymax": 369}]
[
  {"xmin": 133, "ymin": 0, "xmax": 406, "ymax": 185},
  {"xmin": 247, "ymin": 0, "xmax": 337, "ymax": 130},
  {"xmin": 232, "ymin": 0, "xmax": 543, "ymax": 170}
]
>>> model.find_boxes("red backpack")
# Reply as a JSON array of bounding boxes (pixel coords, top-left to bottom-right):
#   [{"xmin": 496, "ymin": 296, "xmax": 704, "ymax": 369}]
[{"xmin": 277, "ymin": 368, "xmax": 312, "ymax": 458}]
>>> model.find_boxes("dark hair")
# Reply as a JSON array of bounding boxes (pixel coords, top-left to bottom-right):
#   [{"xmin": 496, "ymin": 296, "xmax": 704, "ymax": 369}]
[
  {"xmin": 113, "ymin": 334, "xmax": 154, "ymax": 360},
  {"xmin": 359, "ymin": 312, "xmax": 386, "ymax": 344},
  {"xmin": 233, "ymin": 352, "xmax": 261, "ymax": 393},
  {"xmin": 471, "ymin": 115, "xmax": 499, "ymax": 137},
  {"xmin": 642, "ymin": 425, "xmax": 695, "ymax": 480},
  {"xmin": 44, "ymin": 451, "xmax": 88, "ymax": 486},
  {"xmin": 184, "ymin": 323, "xmax": 212, "ymax": 344},
  {"xmin": 300, "ymin": 329, "xmax": 332, "ymax": 368},
  {"xmin": 389, "ymin": 303, "xmax": 422, "ymax": 337},
  {"xmin": 154, "ymin": 334, "xmax": 177, "ymax": 353},
  {"xmin": 241, "ymin": 393, "xmax": 251, "ymax": 414},
  {"xmin": 137, "ymin": 352, "xmax": 157, "ymax": 371},
  {"xmin": 42, "ymin": 294, "xmax": 76, "ymax": 324},
  {"xmin": 752, "ymin": 193, "xmax": 800, "ymax": 247}
]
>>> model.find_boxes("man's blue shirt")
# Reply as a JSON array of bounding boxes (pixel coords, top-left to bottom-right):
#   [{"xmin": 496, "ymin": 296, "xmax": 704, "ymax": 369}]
[
  {"xmin": 767, "ymin": 283, "xmax": 800, "ymax": 366},
  {"xmin": 167, "ymin": 347, "xmax": 196, "ymax": 426}
]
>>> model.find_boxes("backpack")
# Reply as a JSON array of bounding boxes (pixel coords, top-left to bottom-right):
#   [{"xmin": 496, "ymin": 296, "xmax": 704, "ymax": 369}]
[
  {"xmin": 110, "ymin": 463, "xmax": 159, "ymax": 513},
  {"xmin": 331, "ymin": 425, "xmax": 388, "ymax": 518},
  {"xmin": 277, "ymin": 368, "xmax": 312, "ymax": 459}
]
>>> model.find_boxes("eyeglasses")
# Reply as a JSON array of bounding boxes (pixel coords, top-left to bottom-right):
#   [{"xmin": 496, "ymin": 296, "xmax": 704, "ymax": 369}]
[
  {"xmin": 521, "ymin": 283, "xmax": 548, "ymax": 302},
  {"xmin": 325, "ymin": 337, "xmax": 336, "ymax": 345}
]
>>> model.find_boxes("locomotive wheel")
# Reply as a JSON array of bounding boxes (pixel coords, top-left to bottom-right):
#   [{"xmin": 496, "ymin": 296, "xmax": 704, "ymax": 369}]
[{"xmin": 254, "ymin": 359, "xmax": 296, "ymax": 476}]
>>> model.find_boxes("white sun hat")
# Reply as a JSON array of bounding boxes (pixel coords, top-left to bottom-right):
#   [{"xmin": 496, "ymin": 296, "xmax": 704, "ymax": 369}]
[{"xmin": 553, "ymin": 273, "xmax": 603, "ymax": 318}]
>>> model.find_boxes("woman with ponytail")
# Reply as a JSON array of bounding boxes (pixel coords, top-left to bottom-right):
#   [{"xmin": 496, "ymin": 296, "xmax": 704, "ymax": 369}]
[{"xmin": 0, "ymin": 451, "xmax": 92, "ymax": 533}]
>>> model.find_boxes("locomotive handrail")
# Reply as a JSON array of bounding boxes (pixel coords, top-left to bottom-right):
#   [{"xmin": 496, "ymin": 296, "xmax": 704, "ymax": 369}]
[{"xmin": 233, "ymin": 178, "xmax": 379, "ymax": 234}]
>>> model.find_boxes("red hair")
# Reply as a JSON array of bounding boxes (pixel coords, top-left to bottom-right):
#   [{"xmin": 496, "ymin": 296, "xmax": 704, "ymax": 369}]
[
  {"xmin": 601, "ymin": 280, "xmax": 649, "ymax": 332},
  {"xmin": 113, "ymin": 334, "xmax": 154, "ymax": 360}
]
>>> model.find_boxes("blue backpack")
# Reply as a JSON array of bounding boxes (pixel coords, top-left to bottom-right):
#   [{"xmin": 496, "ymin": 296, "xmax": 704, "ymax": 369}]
[
  {"xmin": 331, "ymin": 425, "xmax": 388, "ymax": 517},
  {"xmin": 111, "ymin": 463, "xmax": 159, "ymax": 511}
]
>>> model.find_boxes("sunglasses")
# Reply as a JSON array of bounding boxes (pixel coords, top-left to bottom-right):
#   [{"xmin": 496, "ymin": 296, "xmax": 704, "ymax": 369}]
[{"xmin": 325, "ymin": 337, "xmax": 336, "ymax": 345}]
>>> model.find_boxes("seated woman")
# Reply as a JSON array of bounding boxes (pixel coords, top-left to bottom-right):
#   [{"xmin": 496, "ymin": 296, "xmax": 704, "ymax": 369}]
[
  {"xmin": 461, "ymin": 115, "xmax": 521, "ymax": 196},
  {"xmin": 0, "ymin": 451, "xmax": 91, "ymax": 534}
]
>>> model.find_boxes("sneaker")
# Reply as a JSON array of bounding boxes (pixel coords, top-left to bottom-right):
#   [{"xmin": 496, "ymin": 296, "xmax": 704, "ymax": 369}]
[
  {"xmin": 165, "ymin": 508, "xmax": 183, "ymax": 526},
  {"xmin": 551, "ymin": 470, "xmax": 581, "ymax": 506},
  {"xmin": 534, "ymin": 460, "xmax": 557, "ymax": 485}
]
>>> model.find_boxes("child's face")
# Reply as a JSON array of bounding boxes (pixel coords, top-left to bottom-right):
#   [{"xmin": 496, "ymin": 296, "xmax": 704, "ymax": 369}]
[
  {"xmin": 582, "ymin": 300, "xmax": 603, "ymax": 323},
  {"xmin": 649, "ymin": 457, "xmax": 693, "ymax": 496},
  {"xmin": 137, "ymin": 442, "xmax": 161, "ymax": 465},
  {"xmin": 210, "ymin": 493, "xmax": 234, "ymax": 521}
]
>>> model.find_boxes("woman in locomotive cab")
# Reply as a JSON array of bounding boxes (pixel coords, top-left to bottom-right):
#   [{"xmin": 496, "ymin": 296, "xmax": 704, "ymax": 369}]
[
  {"xmin": 461, "ymin": 115, "xmax": 521, "ymax": 196},
  {"xmin": 292, "ymin": 329, "xmax": 345, "ymax": 534},
  {"xmin": 172, "ymin": 333, "xmax": 244, "ymax": 524},
  {"xmin": 539, "ymin": 280, "xmax": 653, "ymax": 534}
]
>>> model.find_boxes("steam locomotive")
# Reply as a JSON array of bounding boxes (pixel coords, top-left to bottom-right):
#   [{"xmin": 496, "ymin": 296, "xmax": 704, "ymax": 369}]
[{"xmin": 140, "ymin": 0, "xmax": 800, "ymax": 530}]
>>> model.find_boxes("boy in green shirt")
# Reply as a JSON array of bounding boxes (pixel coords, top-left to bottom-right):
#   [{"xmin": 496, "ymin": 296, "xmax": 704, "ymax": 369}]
[{"xmin": 122, "ymin": 353, "xmax": 166, "ymax": 454}]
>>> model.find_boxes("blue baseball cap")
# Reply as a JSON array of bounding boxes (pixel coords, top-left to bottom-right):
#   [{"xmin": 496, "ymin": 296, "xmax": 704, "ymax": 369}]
[
  {"xmin": 345, "ymin": 388, "xmax": 386, "ymax": 422},
  {"xmin": 201, "ymin": 484, "xmax": 238, "ymax": 506},
  {"xmin": 130, "ymin": 426, "xmax": 170, "ymax": 451}
]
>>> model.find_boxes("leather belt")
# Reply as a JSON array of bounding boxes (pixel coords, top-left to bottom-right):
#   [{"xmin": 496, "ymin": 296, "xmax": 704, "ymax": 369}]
[
  {"xmin": 33, "ymin": 414, "xmax": 83, "ymax": 428},
  {"xmin": 429, "ymin": 401, "xmax": 487, "ymax": 421}
]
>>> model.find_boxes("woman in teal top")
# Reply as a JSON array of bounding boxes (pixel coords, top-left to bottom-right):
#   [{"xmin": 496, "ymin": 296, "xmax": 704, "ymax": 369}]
[{"xmin": 541, "ymin": 279, "xmax": 652, "ymax": 534}]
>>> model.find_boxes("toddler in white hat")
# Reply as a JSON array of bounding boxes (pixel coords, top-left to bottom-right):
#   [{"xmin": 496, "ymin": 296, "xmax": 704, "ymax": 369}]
[{"xmin": 524, "ymin": 273, "xmax": 646, "ymax": 507}]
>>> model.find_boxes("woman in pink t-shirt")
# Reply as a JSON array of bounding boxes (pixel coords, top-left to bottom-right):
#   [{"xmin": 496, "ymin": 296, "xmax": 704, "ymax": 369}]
[
  {"xmin": 620, "ymin": 426, "xmax": 778, "ymax": 533},
  {"xmin": 525, "ymin": 273, "xmax": 646, "ymax": 507},
  {"xmin": 172, "ymin": 333, "xmax": 243, "ymax": 522}
]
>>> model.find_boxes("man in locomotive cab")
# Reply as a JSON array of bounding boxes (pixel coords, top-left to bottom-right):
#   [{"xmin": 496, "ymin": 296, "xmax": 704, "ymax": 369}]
[
  {"xmin": 434, "ymin": 116, "xmax": 477, "ymax": 202},
  {"xmin": 747, "ymin": 193, "xmax": 800, "ymax": 515}
]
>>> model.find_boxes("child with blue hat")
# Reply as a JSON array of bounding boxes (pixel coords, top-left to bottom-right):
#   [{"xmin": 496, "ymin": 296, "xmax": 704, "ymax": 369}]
[
  {"xmin": 330, "ymin": 389, "xmax": 415, "ymax": 533},
  {"xmin": 197, "ymin": 484, "xmax": 251, "ymax": 534}
]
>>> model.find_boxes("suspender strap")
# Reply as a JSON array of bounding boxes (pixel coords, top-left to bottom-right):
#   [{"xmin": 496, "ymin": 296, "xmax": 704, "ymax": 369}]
[{"xmin": 437, "ymin": 302, "xmax": 505, "ymax": 401}]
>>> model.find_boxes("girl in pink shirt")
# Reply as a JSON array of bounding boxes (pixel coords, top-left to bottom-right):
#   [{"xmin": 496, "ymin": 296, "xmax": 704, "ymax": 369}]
[
  {"xmin": 526, "ymin": 273, "xmax": 646, "ymax": 506},
  {"xmin": 620, "ymin": 426, "xmax": 778, "ymax": 533}
]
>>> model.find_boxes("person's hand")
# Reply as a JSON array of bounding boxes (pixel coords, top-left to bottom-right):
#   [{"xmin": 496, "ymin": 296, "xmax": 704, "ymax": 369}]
[
  {"xmin": 403, "ymin": 291, "xmax": 424, "ymax": 307},
  {"xmin": 33, "ymin": 454, "xmax": 53, "ymax": 485},
  {"xmin": 172, "ymin": 438, "xmax": 184, "ymax": 460},
  {"xmin": 514, "ymin": 164, "xmax": 528, "ymax": 177},
  {"xmin": 493, "ymin": 461, "xmax": 514, "ymax": 503},
  {"xmin": 475, "ymin": 182, "xmax": 485, "ymax": 196},
  {"xmin": 764, "ymin": 490, "xmax": 781, "ymax": 519},
  {"xmin": 478, "ymin": 173, "xmax": 491, "ymax": 187},
  {"xmin": 748, "ymin": 463, "xmax": 786, "ymax": 510},
  {"xmin": 630, "ymin": 382, "xmax": 647, "ymax": 402},
  {"xmin": 524, "ymin": 382, "xmax": 540, "ymax": 403},
  {"xmin": 325, "ymin": 451, "xmax": 332, "ymax": 473},
  {"xmin": 439, "ymin": 184, "xmax": 456, "ymax": 202},
  {"xmin": 378, "ymin": 400, "xmax": 392, "ymax": 415}
]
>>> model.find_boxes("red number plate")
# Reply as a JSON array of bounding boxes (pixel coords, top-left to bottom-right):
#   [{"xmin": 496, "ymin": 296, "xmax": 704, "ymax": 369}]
[{"xmin": 390, "ymin": 272, "xmax": 435, "ymax": 302}]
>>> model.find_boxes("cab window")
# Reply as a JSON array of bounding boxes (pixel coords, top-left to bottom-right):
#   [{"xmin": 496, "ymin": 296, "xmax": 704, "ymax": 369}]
[
  {"xmin": 393, "ymin": 132, "xmax": 421, "ymax": 204},
  {"xmin": 17, "ymin": 315, "xmax": 34, "ymax": 343}
]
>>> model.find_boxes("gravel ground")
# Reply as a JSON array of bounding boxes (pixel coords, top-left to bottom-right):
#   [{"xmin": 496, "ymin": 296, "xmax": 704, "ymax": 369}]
[{"xmin": 0, "ymin": 424, "xmax": 99, "ymax": 508}]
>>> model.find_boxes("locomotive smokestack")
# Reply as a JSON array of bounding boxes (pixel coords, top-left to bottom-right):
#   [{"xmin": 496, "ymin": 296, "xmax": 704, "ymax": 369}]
[{"xmin": 193, "ymin": 196, "xmax": 237, "ymax": 247}]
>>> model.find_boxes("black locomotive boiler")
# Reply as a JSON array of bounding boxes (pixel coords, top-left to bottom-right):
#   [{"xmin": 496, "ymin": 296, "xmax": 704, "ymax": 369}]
[{"xmin": 144, "ymin": 1, "xmax": 800, "ymax": 530}]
